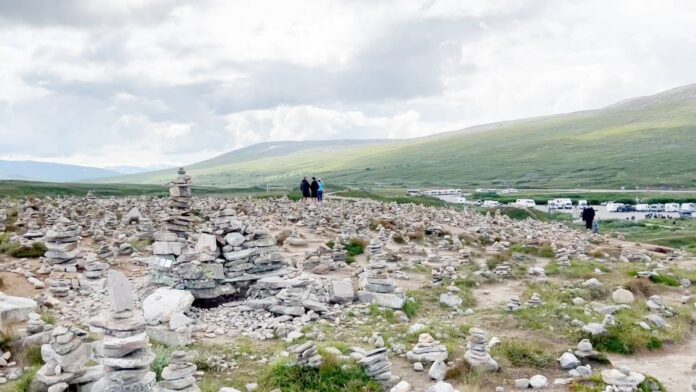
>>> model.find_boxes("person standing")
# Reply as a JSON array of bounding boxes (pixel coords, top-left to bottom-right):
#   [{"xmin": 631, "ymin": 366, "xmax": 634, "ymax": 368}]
[
  {"xmin": 317, "ymin": 178, "xmax": 325, "ymax": 202},
  {"xmin": 581, "ymin": 206, "xmax": 595, "ymax": 230},
  {"xmin": 300, "ymin": 177, "xmax": 310, "ymax": 202},
  {"xmin": 310, "ymin": 177, "xmax": 319, "ymax": 202}
]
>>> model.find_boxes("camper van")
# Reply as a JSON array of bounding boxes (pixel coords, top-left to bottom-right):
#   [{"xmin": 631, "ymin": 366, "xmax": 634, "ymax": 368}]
[
  {"xmin": 515, "ymin": 199, "xmax": 536, "ymax": 208},
  {"xmin": 549, "ymin": 198, "xmax": 573, "ymax": 210},
  {"xmin": 606, "ymin": 202, "xmax": 624, "ymax": 212},
  {"xmin": 636, "ymin": 204, "xmax": 650, "ymax": 212},
  {"xmin": 578, "ymin": 200, "xmax": 588, "ymax": 208},
  {"xmin": 665, "ymin": 203, "xmax": 680, "ymax": 212},
  {"xmin": 482, "ymin": 200, "xmax": 501, "ymax": 208},
  {"xmin": 681, "ymin": 203, "xmax": 696, "ymax": 213}
]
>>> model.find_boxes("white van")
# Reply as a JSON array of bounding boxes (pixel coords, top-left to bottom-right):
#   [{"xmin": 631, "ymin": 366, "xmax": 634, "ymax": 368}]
[
  {"xmin": 681, "ymin": 203, "xmax": 695, "ymax": 213},
  {"xmin": 550, "ymin": 198, "xmax": 573, "ymax": 209},
  {"xmin": 636, "ymin": 204, "xmax": 650, "ymax": 212},
  {"xmin": 665, "ymin": 203, "xmax": 680, "ymax": 212},
  {"xmin": 515, "ymin": 199, "xmax": 536, "ymax": 208},
  {"xmin": 606, "ymin": 202, "xmax": 624, "ymax": 212},
  {"xmin": 482, "ymin": 200, "xmax": 501, "ymax": 208},
  {"xmin": 578, "ymin": 200, "xmax": 588, "ymax": 208}
]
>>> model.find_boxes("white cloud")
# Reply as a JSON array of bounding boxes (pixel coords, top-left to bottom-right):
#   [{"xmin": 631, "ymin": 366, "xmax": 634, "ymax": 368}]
[{"xmin": 1, "ymin": 0, "xmax": 695, "ymax": 167}]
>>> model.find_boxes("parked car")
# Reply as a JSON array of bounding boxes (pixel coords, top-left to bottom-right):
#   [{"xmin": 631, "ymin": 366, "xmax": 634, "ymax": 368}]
[
  {"xmin": 606, "ymin": 202, "xmax": 623, "ymax": 212},
  {"xmin": 617, "ymin": 205, "xmax": 636, "ymax": 212}
]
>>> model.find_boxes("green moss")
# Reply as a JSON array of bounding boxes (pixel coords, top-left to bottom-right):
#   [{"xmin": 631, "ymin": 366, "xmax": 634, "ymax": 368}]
[
  {"xmin": 546, "ymin": 260, "xmax": 610, "ymax": 279},
  {"xmin": 8, "ymin": 242, "xmax": 47, "ymax": 258}
]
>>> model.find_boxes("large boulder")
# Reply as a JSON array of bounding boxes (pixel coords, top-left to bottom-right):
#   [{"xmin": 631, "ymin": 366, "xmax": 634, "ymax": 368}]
[
  {"xmin": 0, "ymin": 292, "xmax": 38, "ymax": 328},
  {"xmin": 143, "ymin": 288, "xmax": 194, "ymax": 325},
  {"xmin": 329, "ymin": 279, "xmax": 354, "ymax": 304},
  {"xmin": 612, "ymin": 288, "xmax": 634, "ymax": 304}
]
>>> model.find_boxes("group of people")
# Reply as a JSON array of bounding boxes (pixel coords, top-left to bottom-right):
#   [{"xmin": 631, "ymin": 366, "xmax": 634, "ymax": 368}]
[{"xmin": 300, "ymin": 176, "xmax": 325, "ymax": 203}]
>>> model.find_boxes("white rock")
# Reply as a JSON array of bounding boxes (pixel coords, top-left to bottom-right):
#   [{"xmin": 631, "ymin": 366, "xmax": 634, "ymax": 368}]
[
  {"xmin": 612, "ymin": 288, "xmax": 634, "ymax": 304},
  {"xmin": 143, "ymin": 288, "xmax": 194, "ymax": 324},
  {"xmin": 425, "ymin": 381, "xmax": 454, "ymax": 392},
  {"xmin": 428, "ymin": 359, "xmax": 447, "ymax": 381},
  {"xmin": 529, "ymin": 375, "xmax": 548, "ymax": 389},
  {"xmin": 390, "ymin": 380, "xmax": 412, "ymax": 392}
]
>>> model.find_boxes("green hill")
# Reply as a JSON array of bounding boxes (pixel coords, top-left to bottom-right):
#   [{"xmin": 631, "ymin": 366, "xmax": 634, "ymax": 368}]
[{"xmin": 109, "ymin": 84, "xmax": 696, "ymax": 189}]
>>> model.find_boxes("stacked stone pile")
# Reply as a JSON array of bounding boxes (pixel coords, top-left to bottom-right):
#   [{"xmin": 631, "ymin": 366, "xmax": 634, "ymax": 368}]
[
  {"xmin": 406, "ymin": 333, "xmax": 448, "ymax": 363},
  {"xmin": 44, "ymin": 217, "xmax": 81, "ymax": 269},
  {"xmin": 525, "ymin": 293, "xmax": 543, "ymax": 307},
  {"xmin": 289, "ymin": 340, "xmax": 322, "ymax": 368},
  {"xmin": 358, "ymin": 254, "xmax": 404, "ymax": 309},
  {"xmin": 79, "ymin": 261, "xmax": 110, "ymax": 291},
  {"xmin": 34, "ymin": 326, "xmax": 102, "ymax": 391},
  {"xmin": 22, "ymin": 220, "xmax": 44, "ymax": 245},
  {"xmin": 463, "ymin": 328, "xmax": 499, "ymax": 372},
  {"xmin": 0, "ymin": 209, "xmax": 5, "ymax": 232},
  {"xmin": 46, "ymin": 277, "xmax": 72, "ymax": 298},
  {"xmin": 355, "ymin": 347, "xmax": 395, "ymax": 383},
  {"xmin": 158, "ymin": 351, "xmax": 200, "ymax": 392},
  {"xmin": 90, "ymin": 271, "xmax": 156, "ymax": 392},
  {"xmin": 166, "ymin": 167, "xmax": 194, "ymax": 236}
]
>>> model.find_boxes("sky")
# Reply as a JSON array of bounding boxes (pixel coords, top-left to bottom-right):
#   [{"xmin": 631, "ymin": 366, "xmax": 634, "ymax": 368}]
[{"xmin": 1, "ymin": 0, "xmax": 695, "ymax": 168}]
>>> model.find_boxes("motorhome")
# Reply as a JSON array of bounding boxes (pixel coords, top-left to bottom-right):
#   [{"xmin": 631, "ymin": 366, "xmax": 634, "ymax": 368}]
[
  {"xmin": 606, "ymin": 202, "xmax": 624, "ymax": 212},
  {"xmin": 635, "ymin": 204, "xmax": 650, "ymax": 212},
  {"xmin": 665, "ymin": 203, "xmax": 680, "ymax": 212},
  {"xmin": 578, "ymin": 200, "xmax": 588, "ymax": 208},
  {"xmin": 482, "ymin": 200, "xmax": 501, "ymax": 208},
  {"xmin": 681, "ymin": 203, "xmax": 696, "ymax": 213},
  {"xmin": 649, "ymin": 204, "xmax": 665, "ymax": 212},
  {"xmin": 514, "ymin": 199, "xmax": 536, "ymax": 208},
  {"xmin": 549, "ymin": 198, "xmax": 573, "ymax": 210}
]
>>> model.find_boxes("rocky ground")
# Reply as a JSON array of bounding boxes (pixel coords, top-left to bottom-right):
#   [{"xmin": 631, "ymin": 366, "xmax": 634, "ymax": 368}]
[{"xmin": 0, "ymin": 179, "xmax": 694, "ymax": 392}]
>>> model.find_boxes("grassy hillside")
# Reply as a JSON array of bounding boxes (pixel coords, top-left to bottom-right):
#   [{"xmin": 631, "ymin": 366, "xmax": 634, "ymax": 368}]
[
  {"xmin": 0, "ymin": 180, "xmax": 270, "ymax": 198},
  {"xmin": 108, "ymin": 84, "xmax": 696, "ymax": 189}
]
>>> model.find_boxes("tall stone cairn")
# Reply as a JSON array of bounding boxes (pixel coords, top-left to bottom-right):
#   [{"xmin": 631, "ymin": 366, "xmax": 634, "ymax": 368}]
[
  {"xmin": 90, "ymin": 271, "xmax": 156, "ymax": 392},
  {"xmin": 44, "ymin": 217, "xmax": 81, "ymax": 268},
  {"xmin": 166, "ymin": 167, "xmax": 193, "ymax": 236}
]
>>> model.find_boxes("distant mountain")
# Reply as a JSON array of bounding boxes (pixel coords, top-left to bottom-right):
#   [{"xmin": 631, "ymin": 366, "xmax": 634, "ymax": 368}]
[
  {"xmin": 105, "ymin": 164, "xmax": 175, "ymax": 175},
  {"xmin": 104, "ymin": 83, "xmax": 696, "ymax": 189},
  {"xmin": 0, "ymin": 160, "xmax": 120, "ymax": 182}
]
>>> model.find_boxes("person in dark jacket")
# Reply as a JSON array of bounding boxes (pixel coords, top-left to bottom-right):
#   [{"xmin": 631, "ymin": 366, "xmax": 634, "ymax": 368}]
[
  {"xmin": 581, "ymin": 207, "xmax": 596, "ymax": 230},
  {"xmin": 300, "ymin": 177, "xmax": 310, "ymax": 202},
  {"xmin": 310, "ymin": 177, "xmax": 319, "ymax": 201}
]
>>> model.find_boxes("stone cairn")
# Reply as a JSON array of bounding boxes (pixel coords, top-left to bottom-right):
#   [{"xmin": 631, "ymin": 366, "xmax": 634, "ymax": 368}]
[
  {"xmin": 152, "ymin": 202, "xmax": 291, "ymax": 300},
  {"xmin": 463, "ymin": 328, "xmax": 499, "ymax": 372},
  {"xmin": 525, "ymin": 292, "xmax": 543, "ymax": 307},
  {"xmin": 289, "ymin": 340, "xmax": 322, "ymax": 369},
  {"xmin": 80, "ymin": 260, "xmax": 110, "ymax": 291},
  {"xmin": 406, "ymin": 333, "xmax": 448, "ymax": 363},
  {"xmin": 357, "ymin": 252, "xmax": 404, "ymax": 310},
  {"xmin": 44, "ymin": 217, "xmax": 81, "ymax": 271},
  {"xmin": 35, "ymin": 326, "xmax": 102, "ymax": 391},
  {"xmin": 158, "ymin": 351, "xmax": 200, "ymax": 392},
  {"xmin": 90, "ymin": 271, "xmax": 156, "ymax": 391},
  {"xmin": 357, "ymin": 347, "xmax": 395, "ymax": 383},
  {"xmin": 166, "ymin": 167, "xmax": 194, "ymax": 236},
  {"xmin": 0, "ymin": 208, "xmax": 5, "ymax": 232},
  {"xmin": 506, "ymin": 296, "xmax": 521, "ymax": 311}
]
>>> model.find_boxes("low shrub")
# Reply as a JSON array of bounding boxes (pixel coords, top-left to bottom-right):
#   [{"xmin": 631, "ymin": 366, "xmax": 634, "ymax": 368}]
[
  {"xmin": 262, "ymin": 357, "xmax": 381, "ymax": 392},
  {"xmin": 402, "ymin": 297, "xmax": 421, "ymax": 318},
  {"xmin": 491, "ymin": 341, "xmax": 556, "ymax": 368}
]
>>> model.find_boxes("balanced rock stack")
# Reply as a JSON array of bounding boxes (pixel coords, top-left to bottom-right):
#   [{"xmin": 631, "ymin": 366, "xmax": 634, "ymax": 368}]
[
  {"xmin": 289, "ymin": 340, "xmax": 323, "ymax": 368},
  {"xmin": 44, "ymin": 217, "xmax": 81, "ymax": 269},
  {"xmin": 23, "ymin": 220, "xmax": 44, "ymax": 245},
  {"xmin": 357, "ymin": 347, "xmax": 395, "ymax": 382},
  {"xmin": 406, "ymin": 333, "xmax": 448, "ymax": 363},
  {"xmin": 166, "ymin": 167, "xmax": 194, "ymax": 236},
  {"xmin": 79, "ymin": 261, "xmax": 110, "ymax": 291},
  {"xmin": 158, "ymin": 351, "xmax": 200, "ymax": 392},
  {"xmin": 0, "ymin": 209, "xmax": 5, "ymax": 232},
  {"xmin": 46, "ymin": 276, "xmax": 72, "ymax": 298},
  {"xmin": 357, "ymin": 255, "xmax": 405, "ymax": 309},
  {"xmin": 90, "ymin": 271, "xmax": 156, "ymax": 392},
  {"xmin": 35, "ymin": 326, "xmax": 102, "ymax": 391},
  {"xmin": 525, "ymin": 293, "xmax": 543, "ymax": 307},
  {"xmin": 506, "ymin": 296, "xmax": 522, "ymax": 311},
  {"xmin": 463, "ymin": 328, "xmax": 499, "ymax": 372}
]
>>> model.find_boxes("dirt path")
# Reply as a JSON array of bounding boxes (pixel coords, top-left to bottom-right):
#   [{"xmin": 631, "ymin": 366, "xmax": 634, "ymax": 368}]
[{"xmin": 608, "ymin": 334, "xmax": 696, "ymax": 391}]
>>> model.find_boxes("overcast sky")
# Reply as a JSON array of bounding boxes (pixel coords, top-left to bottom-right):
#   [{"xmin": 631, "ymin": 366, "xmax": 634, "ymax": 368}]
[{"xmin": 1, "ymin": 0, "xmax": 695, "ymax": 168}]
